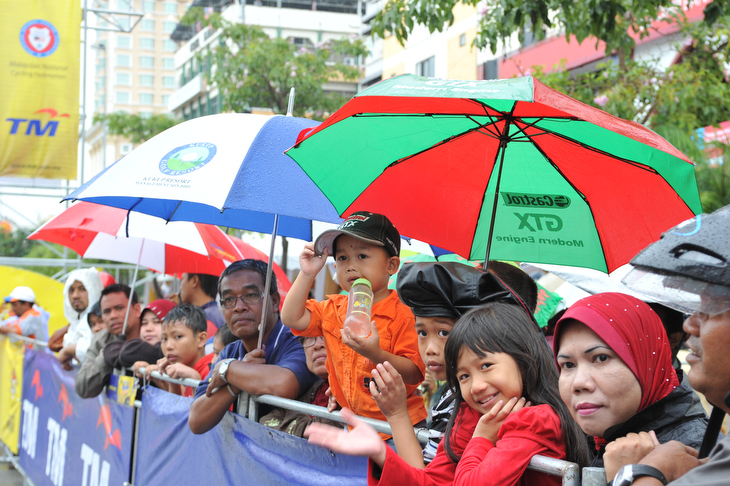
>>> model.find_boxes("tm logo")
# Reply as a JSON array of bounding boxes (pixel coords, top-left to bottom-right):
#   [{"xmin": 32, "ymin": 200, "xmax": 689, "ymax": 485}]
[
  {"xmin": 502, "ymin": 193, "xmax": 571, "ymax": 209},
  {"xmin": 159, "ymin": 143, "xmax": 217, "ymax": 175},
  {"xmin": 6, "ymin": 108, "xmax": 69, "ymax": 137},
  {"xmin": 515, "ymin": 213, "xmax": 563, "ymax": 232}
]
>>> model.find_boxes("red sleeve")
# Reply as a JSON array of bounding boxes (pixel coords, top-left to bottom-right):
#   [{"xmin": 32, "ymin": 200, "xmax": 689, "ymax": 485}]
[
  {"xmin": 453, "ymin": 405, "xmax": 565, "ymax": 486},
  {"xmin": 367, "ymin": 443, "xmax": 456, "ymax": 486}
]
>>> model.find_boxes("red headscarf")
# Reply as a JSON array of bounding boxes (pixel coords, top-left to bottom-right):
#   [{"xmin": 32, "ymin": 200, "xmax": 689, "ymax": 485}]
[{"xmin": 553, "ymin": 292, "xmax": 679, "ymax": 412}]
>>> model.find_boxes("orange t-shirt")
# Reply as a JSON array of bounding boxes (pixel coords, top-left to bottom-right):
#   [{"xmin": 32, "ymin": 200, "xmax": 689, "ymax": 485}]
[{"xmin": 297, "ymin": 290, "xmax": 427, "ymax": 429}]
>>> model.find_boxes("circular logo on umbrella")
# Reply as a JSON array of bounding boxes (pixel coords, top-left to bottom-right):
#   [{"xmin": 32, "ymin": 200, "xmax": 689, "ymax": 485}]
[
  {"xmin": 20, "ymin": 20, "xmax": 60, "ymax": 58},
  {"xmin": 159, "ymin": 143, "xmax": 217, "ymax": 175}
]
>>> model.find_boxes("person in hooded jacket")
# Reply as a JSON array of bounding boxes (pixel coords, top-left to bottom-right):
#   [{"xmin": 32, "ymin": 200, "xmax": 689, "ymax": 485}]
[{"xmin": 56, "ymin": 268, "xmax": 103, "ymax": 368}]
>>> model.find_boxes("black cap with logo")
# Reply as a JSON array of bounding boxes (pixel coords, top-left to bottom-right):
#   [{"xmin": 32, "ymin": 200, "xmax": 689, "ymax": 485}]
[{"xmin": 314, "ymin": 211, "xmax": 401, "ymax": 257}]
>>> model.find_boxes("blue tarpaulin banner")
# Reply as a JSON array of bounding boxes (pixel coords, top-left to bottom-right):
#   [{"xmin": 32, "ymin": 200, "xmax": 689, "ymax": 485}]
[
  {"xmin": 18, "ymin": 348, "xmax": 134, "ymax": 486},
  {"xmin": 135, "ymin": 386, "xmax": 368, "ymax": 485}
]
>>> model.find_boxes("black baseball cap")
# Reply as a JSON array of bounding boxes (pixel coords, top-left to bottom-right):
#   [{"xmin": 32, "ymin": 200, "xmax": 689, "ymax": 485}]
[{"xmin": 314, "ymin": 211, "xmax": 400, "ymax": 257}]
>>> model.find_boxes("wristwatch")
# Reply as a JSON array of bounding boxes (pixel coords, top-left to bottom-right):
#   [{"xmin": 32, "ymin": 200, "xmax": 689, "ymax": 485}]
[
  {"xmin": 218, "ymin": 358, "xmax": 235, "ymax": 384},
  {"xmin": 612, "ymin": 464, "xmax": 668, "ymax": 486}
]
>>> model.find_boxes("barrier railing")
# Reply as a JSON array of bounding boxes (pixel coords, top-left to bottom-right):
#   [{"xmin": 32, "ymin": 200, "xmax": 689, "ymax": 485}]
[{"xmin": 1, "ymin": 335, "xmax": 608, "ymax": 486}]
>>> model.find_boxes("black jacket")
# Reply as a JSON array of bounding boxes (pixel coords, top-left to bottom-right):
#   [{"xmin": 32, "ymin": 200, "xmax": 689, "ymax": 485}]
[{"xmin": 590, "ymin": 371, "xmax": 709, "ymax": 467}]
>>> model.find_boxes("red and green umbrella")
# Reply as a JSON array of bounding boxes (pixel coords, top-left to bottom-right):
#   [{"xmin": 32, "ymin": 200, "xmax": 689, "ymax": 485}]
[{"xmin": 287, "ymin": 74, "xmax": 701, "ymax": 273}]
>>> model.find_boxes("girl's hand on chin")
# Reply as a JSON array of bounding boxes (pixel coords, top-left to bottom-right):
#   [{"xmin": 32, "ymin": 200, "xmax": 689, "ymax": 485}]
[{"xmin": 473, "ymin": 397, "xmax": 529, "ymax": 443}]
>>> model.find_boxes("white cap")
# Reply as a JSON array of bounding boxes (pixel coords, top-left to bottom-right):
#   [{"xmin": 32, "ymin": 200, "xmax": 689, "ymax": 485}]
[{"xmin": 5, "ymin": 286, "xmax": 36, "ymax": 303}]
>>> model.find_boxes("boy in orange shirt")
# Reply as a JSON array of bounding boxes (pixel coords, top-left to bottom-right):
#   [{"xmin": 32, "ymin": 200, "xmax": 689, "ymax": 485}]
[
  {"xmin": 281, "ymin": 212, "xmax": 427, "ymax": 435},
  {"xmin": 144, "ymin": 303, "xmax": 213, "ymax": 397}
]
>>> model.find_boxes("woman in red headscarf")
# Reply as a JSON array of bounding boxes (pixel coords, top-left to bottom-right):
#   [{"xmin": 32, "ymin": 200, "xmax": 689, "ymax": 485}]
[{"xmin": 553, "ymin": 292, "xmax": 707, "ymax": 468}]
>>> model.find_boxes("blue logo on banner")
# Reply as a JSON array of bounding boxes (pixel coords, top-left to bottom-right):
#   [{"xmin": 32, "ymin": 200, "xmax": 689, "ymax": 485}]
[
  {"xmin": 19, "ymin": 20, "xmax": 60, "ymax": 58},
  {"xmin": 159, "ymin": 143, "xmax": 217, "ymax": 175}
]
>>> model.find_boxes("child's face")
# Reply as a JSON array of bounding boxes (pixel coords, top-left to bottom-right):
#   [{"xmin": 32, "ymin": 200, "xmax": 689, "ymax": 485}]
[
  {"xmin": 415, "ymin": 316, "xmax": 455, "ymax": 382},
  {"xmin": 457, "ymin": 348, "xmax": 523, "ymax": 415},
  {"xmin": 140, "ymin": 310, "xmax": 163, "ymax": 345},
  {"xmin": 88, "ymin": 314, "xmax": 105, "ymax": 334},
  {"xmin": 161, "ymin": 320, "xmax": 205, "ymax": 366},
  {"xmin": 334, "ymin": 235, "xmax": 398, "ymax": 294},
  {"xmin": 213, "ymin": 335, "xmax": 225, "ymax": 363}
]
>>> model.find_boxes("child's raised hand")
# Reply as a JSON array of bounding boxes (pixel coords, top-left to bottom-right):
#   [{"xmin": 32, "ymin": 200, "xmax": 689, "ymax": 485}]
[
  {"xmin": 299, "ymin": 242, "xmax": 329, "ymax": 279},
  {"xmin": 473, "ymin": 397, "xmax": 529, "ymax": 443},
  {"xmin": 341, "ymin": 320, "xmax": 381, "ymax": 361},
  {"xmin": 305, "ymin": 408, "xmax": 387, "ymax": 467},
  {"xmin": 370, "ymin": 362, "xmax": 408, "ymax": 419}
]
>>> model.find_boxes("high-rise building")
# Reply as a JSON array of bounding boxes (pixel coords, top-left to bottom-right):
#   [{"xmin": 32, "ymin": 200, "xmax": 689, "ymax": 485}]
[{"xmin": 87, "ymin": 0, "xmax": 191, "ymax": 178}]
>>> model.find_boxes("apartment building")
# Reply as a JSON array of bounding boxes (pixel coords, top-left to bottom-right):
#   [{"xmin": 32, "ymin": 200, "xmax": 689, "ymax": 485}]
[
  {"xmin": 167, "ymin": 0, "xmax": 360, "ymax": 119},
  {"xmin": 86, "ymin": 0, "xmax": 191, "ymax": 178}
]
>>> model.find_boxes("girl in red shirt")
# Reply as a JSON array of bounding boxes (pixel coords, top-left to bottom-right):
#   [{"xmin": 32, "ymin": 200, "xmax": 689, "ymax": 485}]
[{"xmin": 306, "ymin": 302, "xmax": 590, "ymax": 486}]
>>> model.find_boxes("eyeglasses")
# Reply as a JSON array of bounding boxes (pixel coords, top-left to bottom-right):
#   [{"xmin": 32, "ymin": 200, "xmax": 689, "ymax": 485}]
[
  {"xmin": 219, "ymin": 292, "xmax": 264, "ymax": 309},
  {"xmin": 300, "ymin": 336, "xmax": 325, "ymax": 348}
]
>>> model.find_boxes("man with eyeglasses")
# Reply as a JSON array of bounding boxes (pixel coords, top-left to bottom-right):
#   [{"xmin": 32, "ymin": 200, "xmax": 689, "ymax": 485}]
[
  {"xmin": 189, "ymin": 259, "xmax": 318, "ymax": 434},
  {"xmin": 603, "ymin": 204, "xmax": 730, "ymax": 486}
]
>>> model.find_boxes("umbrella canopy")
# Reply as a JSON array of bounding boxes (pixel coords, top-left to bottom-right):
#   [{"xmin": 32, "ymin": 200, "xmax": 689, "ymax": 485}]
[
  {"xmin": 65, "ymin": 113, "xmax": 342, "ymax": 239},
  {"xmin": 287, "ymin": 74, "xmax": 702, "ymax": 273},
  {"xmin": 28, "ymin": 202, "xmax": 291, "ymax": 294}
]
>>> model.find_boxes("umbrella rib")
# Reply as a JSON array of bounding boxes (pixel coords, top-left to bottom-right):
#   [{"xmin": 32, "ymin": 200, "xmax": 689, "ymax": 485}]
[
  {"xmin": 386, "ymin": 125, "xmax": 492, "ymax": 169},
  {"xmin": 525, "ymin": 135, "xmax": 611, "ymax": 273},
  {"xmin": 528, "ymin": 122, "xmax": 661, "ymax": 174},
  {"xmin": 166, "ymin": 201, "xmax": 183, "ymax": 224}
]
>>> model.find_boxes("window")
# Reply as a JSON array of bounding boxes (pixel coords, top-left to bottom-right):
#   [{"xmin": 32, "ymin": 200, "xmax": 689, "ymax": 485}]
[
  {"xmin": 162, "ymin": 76, "xmax": 175, "ymax": 88},
  {"xmin": 142, "ymin": 0, "xmax": 155, "ymax": 12},
  {"xmin": 139, "ymin": 74, "xmax": 154, "ymax": 86},
  {"xmin": 483, "ymin": 60, "xmax": 498, "ymax": 80},
  {"xmin": 164, "ymin": 21, "xmax": 177, "ymax": 33},
  {"xmin": 116, "ymin": 72, "xmax": 130, "ymax": 85},
  {"xmin": 140, "ymin": 56, "xmax": 154, "ymax": 68},
  {"xmin": 164, "ymin": 2, "xmax": 178, "ymax": 14},
  {"xmin": 163, "ymin": 40, "xmax": 176, "ymax": 52},
  {"xmin": 120, "ymin": 143, "xmax": 132, "ymax": 155},
  {"xmin": 97, "ymin": 58, "xmax": 106, "ymax": 68},
  {"xmin": 141, "ymin": 19, "xmax": 155, "ymax": 31},
  {"xmin": 460, "ymin": 33, "xmax": 466, "ymax": 46},
  {"xmin": 117, "ymin": 16, "xmax": 130, "ymax": 30},
  {"xmin": 140, "ymin": 38, "xmax": 155, "ymax": 50},
  {"xmin": 117, "ymin": 36, "xmax": 131, "ymax": 48},
  {"xmin": 162, "ymin": 95, "xmax": 170, "ymax": 106},
  {"xmin": 116, "ymin": 91, "xmax": 130, "ymax": 103},
  {"xmin": 116, "ymin": 54, "xmax": 131, "ymax": 67},
  {"xmin": 139, "ymin": 93, "xmax": 154, "ymax": 105},
  {"xmin": 139, "ymin": 111, "xmax": 153, "ymax": 118},
  {"xmin": 163, "ymin": 58, "xmax": 175, "ymax": 69},
  {"xmin": 416, "ymin": 56, "xmax": 435, "ymax": 78}
]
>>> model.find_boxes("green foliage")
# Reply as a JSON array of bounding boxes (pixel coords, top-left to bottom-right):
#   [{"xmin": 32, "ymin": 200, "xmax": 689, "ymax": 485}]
[
  {"xmin": 93, "ymin": 112, "xmax": 179, "ymax": 145},
  {"xmin": 189, "ymin": 10, "xmax": 368, "ymax": 118},
  {"xmin": 0, "ymin": 229, "xmax": 34, "ymax": 258},
  {"xmin": 370, "ymin": 0, "xmax": 725, "ymax": 57},
  {"xmin": 532, "ymin": 16, "xmax": 730, "ymax": 212}
]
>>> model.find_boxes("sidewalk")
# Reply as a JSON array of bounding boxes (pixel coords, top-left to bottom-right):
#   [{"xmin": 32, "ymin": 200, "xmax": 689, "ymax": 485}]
[{"xmin": 0, "ymin": 463, "xmax": 24, "ymax": 486}]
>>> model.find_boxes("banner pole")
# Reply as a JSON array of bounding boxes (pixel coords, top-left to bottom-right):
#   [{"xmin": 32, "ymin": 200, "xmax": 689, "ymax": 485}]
[{"xmin": 80, "ymin": 0, "xmax": 88, "ymax": 185}]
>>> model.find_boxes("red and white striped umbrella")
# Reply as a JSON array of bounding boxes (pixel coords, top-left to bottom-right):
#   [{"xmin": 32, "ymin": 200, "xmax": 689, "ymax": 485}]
[{"xmin": 28, "ymin": 202, "xmax": 291, "ymax": 295}]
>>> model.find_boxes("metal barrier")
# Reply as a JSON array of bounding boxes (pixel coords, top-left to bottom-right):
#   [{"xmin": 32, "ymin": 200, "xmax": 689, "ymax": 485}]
[
  {"xmin": 1, "ymin": 337, "xmax": 601, "ymax": 486},
  {"xmin": 134, "ymin": 366, "xmax": 582, "ymax": 485}
]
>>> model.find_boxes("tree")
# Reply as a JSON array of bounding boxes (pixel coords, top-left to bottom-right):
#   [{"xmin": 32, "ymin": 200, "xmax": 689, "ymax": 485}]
[
  {"xmin": 371, "ymin": 0, "xmax": 723, "ymax": 63},
  {"xmin": 183, "ymin": 9, "xmax": 368, "ymax": 118},
  {"xmin": 533, "ymin": 16, "xmax": 730, "ymax": 212},
  {"xmin": 92, "ymin": 112, "xmax": 179, "ymax": 145}
]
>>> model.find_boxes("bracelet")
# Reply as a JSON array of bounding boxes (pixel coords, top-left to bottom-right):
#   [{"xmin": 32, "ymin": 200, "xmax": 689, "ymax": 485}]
[{"xmin": 226, "ymin": 384, "xmax": 238, "ymax": 397}]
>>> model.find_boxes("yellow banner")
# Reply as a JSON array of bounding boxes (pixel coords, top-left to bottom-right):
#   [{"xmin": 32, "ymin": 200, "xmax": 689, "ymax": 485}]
[
  {"xmin": 0, "ymin": 337, "xmax": 25, "ymax": 454},
  {"xmin": 0, "ymin": 0, "xmax": 80, "ymax": 180}
]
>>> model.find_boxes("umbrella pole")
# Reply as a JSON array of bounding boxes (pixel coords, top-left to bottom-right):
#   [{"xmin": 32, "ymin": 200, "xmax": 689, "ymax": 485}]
[
  {"xmin": 257, "ymin": 214, "xmax": 279, "ymax": 350},
  {"xmin": 484, "ymin": 140, "xmax": 509, "ymax": 271},
  {"xmin": 121, "ymin": 239, "xmax": 144, "ymax": 336}
]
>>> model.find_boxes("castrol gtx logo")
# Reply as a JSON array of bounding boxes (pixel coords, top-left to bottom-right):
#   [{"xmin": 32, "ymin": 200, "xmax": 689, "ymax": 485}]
[{"xmin": 501, "ymin": 193, "xmax": 571, "ymax": 209}]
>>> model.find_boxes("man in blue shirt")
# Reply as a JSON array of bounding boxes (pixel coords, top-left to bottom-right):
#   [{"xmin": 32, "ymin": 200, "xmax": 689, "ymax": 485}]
[{"xmin": 189, "ymin": 259, "xmax": 318, "ymax": 434}]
